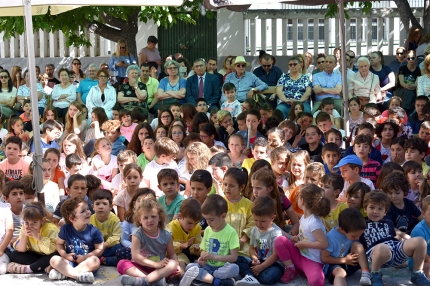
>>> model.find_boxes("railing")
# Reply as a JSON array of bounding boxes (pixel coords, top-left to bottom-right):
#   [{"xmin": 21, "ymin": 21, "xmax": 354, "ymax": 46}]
[{"xmin": 244, "ymin": 8, "xmax": 424, "ymax": 57}]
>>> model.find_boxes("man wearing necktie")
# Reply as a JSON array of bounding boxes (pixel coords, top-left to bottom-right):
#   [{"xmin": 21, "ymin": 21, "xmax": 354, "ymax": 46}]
[{"xmin": 185, "ymin": 58, "xmax": 221, "ymax": 111}]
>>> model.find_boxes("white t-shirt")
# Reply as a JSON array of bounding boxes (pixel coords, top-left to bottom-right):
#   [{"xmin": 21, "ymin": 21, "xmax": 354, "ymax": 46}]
[
  {"xmin": 143, "ymin": 160, "xmax": 181, "ymax": 198},
  {"xmin": 298, "ymin": 214, "xmax": 326, "ymax": 263},
  {"xmin": 91, "ymin": 154, "xmax": 118, "ymax": 183},
  {"xmin": 340, "ymin": 177, "xmax": 375, "ymax": 197},
  {"xmin": 111, "ymin": 172, "xmax": 146, "ymax": 194},
  {"xmin": 41, "ymin": 180, "xmax": 60, "ymax": 213}
]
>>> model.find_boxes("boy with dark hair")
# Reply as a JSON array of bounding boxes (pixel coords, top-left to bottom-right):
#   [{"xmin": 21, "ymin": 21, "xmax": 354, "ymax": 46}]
[
  {"xmin": 278, "ymin": 120, "xmax": 298, "ymax": 149},
  {"xmin": 382, "ymin": 172, "xmax": 423, "ymax": 238},
  {"xmin": 408, "ymin": 96, "xmax": 429, "ymax": 134},
  {"xmin": 101, "ymin": 120, "xmax": 126, "ymax": 156},
  {"xmin": 166, "ymin": 198, "xmax": 202, "ymax": 275},
  {"xmin": 20, "ymin": 174, "xmax": 36, "ymax": 202},
  {"xmin": 321, "ymin": 208, "xmax": 370, "ymax": 285},
  {"xmin": 316, "ymin": 111, "xmax": 334, "ymax": 135},
  {"xmin": 405, "ymin": 137, "xmax": 430, "ymax": 178},
  {"xmin": 196, "ymin": 98, "xmax": 209, "ymax": 117},
  {"xmin": 418, "ymin": 121, "xmax": 430, "ymax": 148},
  {"xmin": 360, "ymin": 191, "xmax": 430, "ymax": 285},
  {"xmin": 242, "ymin": 137, "xmax": 268, "ymax": 173},
  {"xmin": 353, "ymin": 134, "xmax": 381, "ymax": 186},
  {"xmin": 0, "ymin": 136, "xmax": 30, "ymax": 181},
  {"xmin": 112, "ymin": 105, "xmax": 123, "ymax": 121},
  {"xmin": 321, "ymin": 174, "xmax": 346, "ymax": 231},
  {"xmin": 157, "ymin": 169, "xmax": 184, "ymax": 223},
  {"xmin": 208, "ymin": 153, "xmax": 232, "ymax": 195},
  {"xmin": 179, "ymin": 194, "xmax": 239, "ymax": 286},
  {"xmin": 53, "ymin": 174, "xmax": 95, "ymax": 226},
  {"xmin": 85, "ymin": 175, "xmax": 102, "ymax": 202},
  {"xmin": 389, "ymin": 106, "xmax": 413, "ymax": 139},
  {"xmin": 190, "ymin": 170, "xmax": 213, "ymax": 231},
  {"xmin": 3, "ymin": 181, "xmax": 25, "ymax": 242},
  {"xmin": 49, "ymin": 197, "xmax": 103, "ymax": 283},
  {"xmin": 31, "ymin": 119, "xmax": 62, "ymax": 153},
  {"xmin": 321, "ymin": 143, "xmax": 341, "ymax": 174},
  {"xmin": 170, "ymin": 102, "xmax": 181, "ymax": 120},
  {"xmin": 64, "ymin": 154, "xmax": 82, "ymax": 188},
  {"xmin": 221, "ymin": 83, "xmax": 241, "ymax": 119},
  {"xmin": 90, "ymin": 189, "xmax": 121, "ymax": 266},
  {"xmin": 143, "ymin": 137, "xmax": 183, "ymax": 197},
  {"xmin": 334, "ymin": 155, "xmax": 375, "ymax": 200},
  {"xmin": 344, "ymin": 122, "xmax": 383, "ymax": 165},
  {"xmin": 236, "ymin": 112, "xmax": 247, "ymax": 131}
]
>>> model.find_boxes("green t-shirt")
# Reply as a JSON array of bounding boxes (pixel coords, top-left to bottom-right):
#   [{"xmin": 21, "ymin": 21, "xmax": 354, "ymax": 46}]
[
  {"xmin": 158, "ymin": 193, "xmax": 184, "ymax": 223},
  {"xmin": 200, "ymin": 223, "xmax": 240, "ymax": 267},
  {"xmin": 137, "ymin": 153, "xmax": 156, "ymax": 172}
]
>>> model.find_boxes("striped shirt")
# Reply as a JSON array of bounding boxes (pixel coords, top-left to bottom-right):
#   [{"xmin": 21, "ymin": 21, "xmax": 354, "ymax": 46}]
[{"xmin": 361, "ymin": 159, "xmax": 381, "ymax": 186}]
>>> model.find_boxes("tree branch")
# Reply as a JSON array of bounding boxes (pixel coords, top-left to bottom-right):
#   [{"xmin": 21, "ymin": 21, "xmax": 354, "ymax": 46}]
[
  {"xmin": 393, "ymin": 0, "xmax": 423, "ymax": 31},
  {"xmin": 85, "ymin": 20, "xmax": 124, "ymax": 42},
  {"xmin": 100, "ymin": 12, "xmax": 128, "ymax": 30}
]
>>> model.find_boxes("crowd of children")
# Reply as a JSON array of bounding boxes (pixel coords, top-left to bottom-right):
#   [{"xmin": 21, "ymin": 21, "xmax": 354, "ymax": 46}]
[{"xmin": 1, "ymin": 88, "xmax": 430, "ymax": 286}]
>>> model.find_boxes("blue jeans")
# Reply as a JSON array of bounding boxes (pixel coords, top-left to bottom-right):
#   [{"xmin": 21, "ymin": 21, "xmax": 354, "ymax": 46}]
[
  {"xmin": 236, "ymin": 256, "xmax": 284, "ymax": 284},
  {"xmin": 185, "ymin": 262, "xmax": 239, "ymax": 280},
  {"xmin": 103, "ymin": 243, "xmax": 122, "ymax": 257},
  {"xmin": 276, "ymin": 101, "xmax": 311, "ymax": 118}
]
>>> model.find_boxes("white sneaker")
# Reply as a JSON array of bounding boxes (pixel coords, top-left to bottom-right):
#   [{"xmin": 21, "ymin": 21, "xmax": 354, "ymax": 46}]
[
  {"xmin": 0, "ymin": 254, "xmax": 10, "ymax": 275},
  {"xmin": 49, "ymin": 269, "xmax": 67, "ymax": 280},
  {"xmin": 359, "ymin": 272, "xmax": 372, "ymax": 285},
  {"xmin": 235, "ymin": 275, "xmax": 259, "ymax": 286},
  {"xmin": 179, "ymin": 266, "xmax": 199, "ymax": 286},
  {"xmin": 77, "ymin": 272, "xmax": 94, "ymax": 283}
]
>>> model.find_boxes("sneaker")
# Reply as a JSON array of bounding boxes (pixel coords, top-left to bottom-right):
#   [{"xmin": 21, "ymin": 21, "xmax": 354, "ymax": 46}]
[
  {"xmin": 280, "ymin": 266, "xmax": 299, "ymax": 284},
  {"xmin": 152, "ymin": 277, "xmax": 166, "ymax": 286},
  {"xmin": 359, "ymin": 272, "xmax": 372, "ymax": 285},
  {"xmin": 220, "ymin": 278, "xmax": 235, "ymax": 286},
  {"xmin": 100, "ymin": 256, "xmax": 118, "ymax": 266},
  {"xmin": 179, "ymin": 266, "xmax": 199, "ymax": 286},
  {"xmin": 411, "ymin": 271, "xmax": 430, "ymax": 285},
  {"xmin": 371, "ymin": 271, "xmax": 383, "ymax": 286},
  {"xmin": 0, "ymin": 254, "xmax": 10, "ymax": 275},
  {"xmin": 49, "ymin": 269, "xmax": 67, "ymax": 280},
  {"xmin": 121, "ymin": 274, "xmax": 145, "ymax": 286},
  {"xmin": 235, "ymin": 275, "xmax": 259, "ymax": 286},
  {"xmin": 77, "ymin": 272, "xmax": 94, "ymax": 283}
]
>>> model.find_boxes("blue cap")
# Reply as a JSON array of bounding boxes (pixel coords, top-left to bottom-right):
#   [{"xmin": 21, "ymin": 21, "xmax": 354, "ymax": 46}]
[{"xmin": 333, "ymin": 155, "xmax": 362, "ymax": 171}]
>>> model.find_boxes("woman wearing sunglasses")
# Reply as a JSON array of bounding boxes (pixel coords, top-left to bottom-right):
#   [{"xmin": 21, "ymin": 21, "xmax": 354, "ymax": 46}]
[
  {"xmin": 273, "ymin": 56, "xmax": 312, "ymax": 118},
  {"xmin": 0, "ymin": 70, "xmax": 17, "ymax": 119},
  {"xmin": 108, "ymin": 40, "xmax": 137, "ymax": 89},
  {"xmin": 397, "ymin": 49, "xmax": 421, "ymax": 114}
]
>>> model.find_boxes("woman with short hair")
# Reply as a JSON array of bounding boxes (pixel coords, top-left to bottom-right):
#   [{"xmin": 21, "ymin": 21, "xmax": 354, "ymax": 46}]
[{"xmin": 348, "ymin": 56, "xmax": 381, "ymax": 105}]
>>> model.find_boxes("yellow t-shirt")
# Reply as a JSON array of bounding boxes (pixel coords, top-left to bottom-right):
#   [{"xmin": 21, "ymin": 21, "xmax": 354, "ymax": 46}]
[
  {"xmin": 242, "ymin": 158, "xmax": 255, "ymax": 174},
  {"xmin": 322, "ymin": 202, "xmax": 348, "ymax": 232},
  {"xmin": 224, "ymin": 196, "xmax": 255, "ymax": 257},
  {"xmin": 14, "ymin": 222, "xmax": 58, "ymax": 255},
  {"xmin": 423, "ymin": 162, "xmax": 430, "ymax": 179},
  {"xmin": 89, "ymin": 212, "xmax": 121, "ymax": 247},
  {"xmin": 165, "ymin": 219, "xmax": 202, "ymax": 256}
]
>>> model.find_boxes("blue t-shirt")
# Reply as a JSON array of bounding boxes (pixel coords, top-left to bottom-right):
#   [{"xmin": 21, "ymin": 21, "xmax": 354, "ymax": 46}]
[
  {"xmin": 324, "ymin": 163, "xmax": 341, "ymax": 175},
  {"xmin": 325, "ymin": 227, "xmax": 353, "ymax": 258},
  {"xmin": 408, "ymin": 220, "xmax": 430, "ymax": 269},
  {"xmin": 59, "ymin": 223, "xmax": 104, "ymax": 255},
  {"xmin": 31, "ymin": 138, "xmax": 59, "ymax": 154},
  {"xmin": 385, "ymin": 199, "xmax": 421, "ymax": 235},
  {"xmin": 76, "ymin": 78, "xmax": 98, "ymax": 104},
  {"xmin": 111, "ymin": 137, "xmax": 126, "ymax": 156}
]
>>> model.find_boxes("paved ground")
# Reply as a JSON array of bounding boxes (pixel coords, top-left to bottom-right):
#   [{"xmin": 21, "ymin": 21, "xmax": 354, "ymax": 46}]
[{"xmin": 0, "ymin": 265, "xmax": 417, "ymax": 285}]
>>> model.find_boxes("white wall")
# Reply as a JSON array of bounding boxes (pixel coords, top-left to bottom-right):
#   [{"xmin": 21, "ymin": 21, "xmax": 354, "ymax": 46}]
[{"xmin": 217, "ymin": 9, "xmax": 245, "ymax": 56}]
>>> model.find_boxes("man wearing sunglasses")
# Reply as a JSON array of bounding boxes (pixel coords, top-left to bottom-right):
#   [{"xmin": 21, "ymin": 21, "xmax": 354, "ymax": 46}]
[
  {"xmin": 221, "ymin": 56, "xmax": 268, "ymax": 104},
  {"xmin": 312, "ymin": 55, "xmax": 343, "ymax": 114},
  {"xmin": 312, "ymin": 54, "xmax": 326, "ymax": 76},
  {"xmin": 253, "ymin": 53, "xmax": 283, "ymax": 109},
  {"xmin": 387, "ymin": 47, "xmax": 407, "ymax": 74}
]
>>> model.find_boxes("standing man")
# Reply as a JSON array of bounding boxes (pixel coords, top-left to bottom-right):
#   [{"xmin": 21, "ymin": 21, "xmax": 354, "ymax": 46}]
[
  {"xmin": 312, "ymin": 55, "xmax": 343, "ymax": 114},
  {"xmin": 185, "ymin": 58, "xmax": 221, "ymax": 111},
  {"xmin": 387, "ymin": 47, "xmax": 407, "ymax": 74},
  {"xmin": 253, "ymin": 53, "xmax": 283, "ymax": 109},
  {"xmin": 45, "ymin": 64, "xmax": 60, "ymax": 89},
  {"xmin": 206, "ymin": 57, "xmax": 223, "ymax": 85},
  {"xmin": 77, "ymin": 63, "xmax": 98, "ymax": 105}
]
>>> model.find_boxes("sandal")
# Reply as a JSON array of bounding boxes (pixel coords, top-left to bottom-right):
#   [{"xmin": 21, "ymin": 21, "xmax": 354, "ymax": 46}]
[{"xmin": 6, "ymin": 262, "xmax": 27, "ymax": 274}]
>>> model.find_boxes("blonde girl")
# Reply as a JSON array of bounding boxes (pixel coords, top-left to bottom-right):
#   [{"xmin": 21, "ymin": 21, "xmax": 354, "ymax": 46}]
[
  {"xmin": 228, "ymin": 134, "xmax": 246, "ymax": 168},
  {"xmin": 222, "ymin": 168, "xmax": 254, "ymax": 257},
  {"xmin": 91, "ymin": 137, "xmax": 119, "ymax": 189},
  {"xmin": 7, "ymin": 201, "xmax": 59, "ymax": 274},
  {"xmin": 59, "ymin": 133, "xmax": 87, "ymax": 172},
  {"xmin": 251, "ymin": 169, "xmax": 300, "ymax": 234},
  {"xmin": 217, "ymin": 110, "xmax": 236, "ymax": 147},
  {"xmin": 117, "ymin": 199, "xmax": 178, "ymax": 286},
  {"xmin": 113, "ymin": 163, "xmax": 143, "ymax": 222},
  {"xmin": 182, "ymin": 142, "xmax": 211, "ymax": 197},
  {"xmin": 64, "ymin": 101, "xmax": 87, "ymax": 141},
  {"xmin": 288, "ymin": 150, "xmax": 310, "ymax": 190},
  {"xmin": 6, "ymin": 115, "xmax": 30, "ymax": 143},
  {"xmin": 43, "ymin": 148, "xmax": 65, "ymax": 195},
  {"xmin": 274, "ymin": 184, "xmax": 330, "ymax": 285}
]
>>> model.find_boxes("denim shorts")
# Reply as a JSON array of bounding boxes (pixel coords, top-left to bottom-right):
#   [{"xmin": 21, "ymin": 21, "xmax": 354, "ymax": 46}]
[{"xmin": 366, "ymin": 240, "xmax": 408, "ymax": 268}]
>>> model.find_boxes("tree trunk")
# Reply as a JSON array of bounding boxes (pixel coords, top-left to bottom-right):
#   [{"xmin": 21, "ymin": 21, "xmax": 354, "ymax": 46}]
[
  {"xmin": 393, "ymin": 0, "xmax": 423, "ymax": 33},
  {"xmin": 424, "ymin": 0, "xmax": 430, "ymax": 38}
]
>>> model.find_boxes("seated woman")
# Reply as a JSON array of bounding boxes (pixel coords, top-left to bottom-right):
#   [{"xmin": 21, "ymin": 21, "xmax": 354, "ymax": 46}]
[
  {"xmin": 348, "ymin": 56, "xmax": 381, "ymax": 105},
  {"xmin": 108, "ymin": 40, "xmax": 136, "ymax": 88},
  {"xmin": 117, "ymin": 65, "xmax": 148, "ymax": 112},
  {"xmin": 17, "ymin": 69, "xmax": 46, "ymax": 115},
  {"xmin": 86, "ymin": 69, "xmax": 117, "ymax": 119},
  {"xmin": 156, "ymin": 60, "xmax": 186, "ymax": 107},
  {"xmin": 417, "ymin": 54, "xmax": 430, "ymax": 97},
  {"xmin": 396, "ymin": 49, "xmax": 421, "ymax": 114},
  {"xmin": 369, "ymin": 51, "xmax": 395, "ymax": 109},
  {"xmin": 51, "ymin": 68, "xmax": 77, "ymax": 123}
]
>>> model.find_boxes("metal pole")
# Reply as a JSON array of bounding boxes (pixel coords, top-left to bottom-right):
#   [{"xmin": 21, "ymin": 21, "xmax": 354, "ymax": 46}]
[
  {"xmin": 337, "ymin": 0, "xmax": 349, "ymax": 137},
  {"xmin": 23, "ymin": 0, "xmax": 44, "ymax": 192}
]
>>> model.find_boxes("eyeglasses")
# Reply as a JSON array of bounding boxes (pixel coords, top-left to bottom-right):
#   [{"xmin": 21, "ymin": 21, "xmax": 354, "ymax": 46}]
[
  {"xmin": 317, "ymin": 61, "xmax": 325, "ymax": 64},
  {"xmin": 200, "ymin": 135, "xmax": 208, "ymax": 139},
  {"xmin": 288, "ymin": 63, "xmax": 298, "ymax": 67},
  {"xmin": 172, "ymin": 132, "xmax": 183, "ymax": 135},
  {"xmin": 120, "ymin": 46, "xmax": 126, "ymax": 50},
  {"xmin": 101, "ymin": 67, "xmax": 109, "ymax": 70},
  {"xmin": 407, "ymin": 57, "xmax": 416, "ymax": 60},
  {"xmin": 0, "ymin": 76, "xmax": 9, "ymax": 79},
  {"xmin": 167, "ymin": 67, "xmax": 178, "ymax": 70},
  {"xmin": 396, "ymin": 52, "xmax": 404, "ymax": 55},
  {"xmin": 262, "ymin": 65, "xmax": 272, "ymax": 68},
  {"xmin": 72, "ymin": 62, "xmax": 80, "ymax": 65},
  {"xmin": 161, "ymin": 115, "xmax": 171, "ymax": 119},
  {"xmin": 194, "ymin": 64, "xmax": 204, "ymax": 68},
  {"xmin": 236, "ymin": 64, "xmax": 246, "ymax": 68}
]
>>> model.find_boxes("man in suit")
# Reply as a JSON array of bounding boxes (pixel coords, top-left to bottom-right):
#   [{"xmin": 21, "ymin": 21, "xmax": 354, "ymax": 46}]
[
  {"xmin": 186, "ymin": 58, "xmax": 221, "ymax": 111},
  {"xmin": 206, "ymin": 57, "xmax": 223, "ymax": 85}
]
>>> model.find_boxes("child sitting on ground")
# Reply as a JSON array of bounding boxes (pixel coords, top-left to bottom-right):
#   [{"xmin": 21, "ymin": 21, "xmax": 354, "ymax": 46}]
[
  {"xmin": 157, "ymin": 169, "xmax": 185, "ymax": 223},
  {"xmin": 353, "ymin": 134, "xmax": 381, "ymax": 186},
  {"xmin": 321, "ymin": 174, "xmax": 347, "ymax": 232},
  {"xmin": 321, "ymin": 143, "xmax": 341, "ymax": 174},
  {"xmin": 346, "ymin": 182, "xmax": 372, "ymax": 217}
]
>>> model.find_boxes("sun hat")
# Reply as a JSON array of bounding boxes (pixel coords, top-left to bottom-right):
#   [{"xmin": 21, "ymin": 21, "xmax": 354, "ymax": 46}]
[
  {"xmin": 333, "ymin": 155, "xmax": 362, "ymax": 171},
  {"xmin": 234, "ymin": 56, "xmax": 250, "ymax": 67}
]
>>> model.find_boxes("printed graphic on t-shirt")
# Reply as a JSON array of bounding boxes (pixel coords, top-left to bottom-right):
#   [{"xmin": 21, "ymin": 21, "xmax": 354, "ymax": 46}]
[
  {"xmin": 207, "ymin": 237, "xmax": 228, "ymax": 265},
  {"xmin": 5, "ymin": 169, "xmax": 23, "ymax": 181},
  {"xmin": 139, "ymin": 249, "xmax": 160, "ymax": 262},
  {"xmin": 68, "ymin": 237, "xmax": 90, "ymax": 255},
  {"xmin": 363, "ymin": 221, "xmax": 391, "ymax": 247},
  {"xmin": 255, "ymin": 238, "xmax": 270, "ymax": 259}
]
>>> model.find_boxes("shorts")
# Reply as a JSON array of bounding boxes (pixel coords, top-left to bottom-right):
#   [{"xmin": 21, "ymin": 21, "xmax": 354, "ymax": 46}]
[
  {"xmin": 366, "ymin": 240, "xmax": 408, "ymax": 268},
  {"xmin": 68, "ymin": 261, "xmax": 98, "ymax": 275},
  {"xmin": 323, "ymin": 263, "xmax": 361, "ymax": 284}
]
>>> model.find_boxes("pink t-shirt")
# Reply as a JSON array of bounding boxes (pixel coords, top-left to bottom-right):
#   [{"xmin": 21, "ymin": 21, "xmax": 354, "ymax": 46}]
[
  {"xmin": 120, "ymin": 123, "xmax": 137, "ymax": 142},
  {"xmin": 0, "ymin": 158, "xmax": 30, "ymax": 181}
]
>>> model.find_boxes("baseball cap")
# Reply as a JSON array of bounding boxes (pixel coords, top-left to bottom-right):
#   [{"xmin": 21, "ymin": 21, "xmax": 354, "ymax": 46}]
[{"xmin": 333, "ymin": 155, "xmax": 362, "ymax": 171}]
